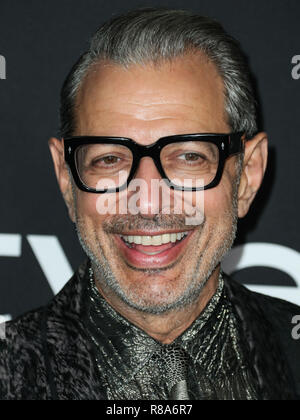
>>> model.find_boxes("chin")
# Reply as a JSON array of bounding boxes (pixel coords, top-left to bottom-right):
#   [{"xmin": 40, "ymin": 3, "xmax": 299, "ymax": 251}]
[{"xmin": 112, "ymin": 272, "xmax": 205, "ymax": 314}]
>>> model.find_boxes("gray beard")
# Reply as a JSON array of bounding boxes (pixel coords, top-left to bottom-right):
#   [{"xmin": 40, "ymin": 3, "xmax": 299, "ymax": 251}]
[
  {"xmin": 75, "ymin": 217, "xmax": 237, "ymax": 315},
  {"xmin": 73, "ymin": 175, "xmax": 239, "ymax": 315}
]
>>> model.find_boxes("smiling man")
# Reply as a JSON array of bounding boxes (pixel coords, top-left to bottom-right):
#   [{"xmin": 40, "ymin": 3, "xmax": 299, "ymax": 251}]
[{"xmin": 1, "ymin": 8, "xmax": 299, "ymax": 400}]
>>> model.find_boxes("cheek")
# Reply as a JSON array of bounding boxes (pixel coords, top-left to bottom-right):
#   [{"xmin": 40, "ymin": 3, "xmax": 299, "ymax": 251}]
[
  {"xmin": 204, "ymin": 179, "xmax": 235, "ymax": 219},
  {"xmin": 177, "ymin": 165, "xmax": 236, "ymax": 222},
  {"xmin": 205, "ymin": 159, "xmax": 238, "ymax": 213},
  {"xmin": 77, "ymin": 190, "xmax": 127, "ymax": 219},
  {"xmin": 76, "ymin": 191, "xmax": 105, "ymax": 226}
]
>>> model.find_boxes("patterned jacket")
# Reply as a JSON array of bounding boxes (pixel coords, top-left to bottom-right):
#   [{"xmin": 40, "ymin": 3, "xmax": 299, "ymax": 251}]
[{"xmin": 0, "ymin": 261, "xmax": 299, "ymax": 400}]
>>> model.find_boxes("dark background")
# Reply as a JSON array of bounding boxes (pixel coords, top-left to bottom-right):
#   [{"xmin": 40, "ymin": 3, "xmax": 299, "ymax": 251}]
[{"xmin": 0, "ymin": 0, "xmax": 299, "ymax": 319}]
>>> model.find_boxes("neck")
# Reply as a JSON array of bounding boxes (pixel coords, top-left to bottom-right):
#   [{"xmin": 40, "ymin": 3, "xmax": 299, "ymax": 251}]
[{"xmin": 93, "ymin": 266, "xmax": 220, "ymax": 344}]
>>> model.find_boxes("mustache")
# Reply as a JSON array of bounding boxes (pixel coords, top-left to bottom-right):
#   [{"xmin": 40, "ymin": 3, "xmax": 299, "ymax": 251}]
[{"xmin": 103, "ymin": 213, "xmax": 205, "ymax": 234}]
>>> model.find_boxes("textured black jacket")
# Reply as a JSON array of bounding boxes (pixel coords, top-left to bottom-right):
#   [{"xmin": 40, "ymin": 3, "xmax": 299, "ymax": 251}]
[{"xmin": 0, "ymin": 262, "xmax": 299, "ymax": 400}]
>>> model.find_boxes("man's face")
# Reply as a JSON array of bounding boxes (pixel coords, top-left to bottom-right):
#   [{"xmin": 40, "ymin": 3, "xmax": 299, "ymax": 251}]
[{"xmin": 72, "ymin": 54, "xmax": 239, "ymax": 314}]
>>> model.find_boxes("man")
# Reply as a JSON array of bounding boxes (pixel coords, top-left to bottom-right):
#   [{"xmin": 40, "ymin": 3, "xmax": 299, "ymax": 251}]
[{"xmin": 0, "ymin": 8, "xmax": 299, "ymax": 400}]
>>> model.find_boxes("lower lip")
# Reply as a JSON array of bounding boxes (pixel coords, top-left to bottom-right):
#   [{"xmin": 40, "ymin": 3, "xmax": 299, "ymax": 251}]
[{"xmin": 114, "ymin": 231, "xmax": 194, "ymax": 269}]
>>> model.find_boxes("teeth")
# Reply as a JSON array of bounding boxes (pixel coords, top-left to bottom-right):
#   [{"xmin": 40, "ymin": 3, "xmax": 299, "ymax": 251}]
[
  {"xmin": 170, "ymin": 233, "xmax": 177, "ymax": 243},
  {"xmin": 133, "ymin": 236, "xmax": 142, "ymax": 245},
  {"xmin": 152, "ymin": 235, "xmax": 162, "ymax": 246},
  {"xmin": 141, "ymin": 236, "xmax": 152, "ymax": 246},
  {"xmin": 121, "ymin": 232, "xmax": 188, "ymax": 246},
  {"xmin": 162, "ymin": 234, "xmax": 170, "ymax": 244}
]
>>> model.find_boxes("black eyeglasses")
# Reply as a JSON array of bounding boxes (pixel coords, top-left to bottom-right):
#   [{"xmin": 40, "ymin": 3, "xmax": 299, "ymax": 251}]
[{"xmin": 64, "ymin": 132, "xmax": 244, "ymax": 193}]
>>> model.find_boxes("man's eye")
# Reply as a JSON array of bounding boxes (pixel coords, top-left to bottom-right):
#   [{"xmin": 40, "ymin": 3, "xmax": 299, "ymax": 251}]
[
  {"xmin": 178, "ymin": 153, "xmax": 204, "ymax": 162},
  {"xmin": 93, "ymin": 155, "xmax": 120, "ymax": 166}
]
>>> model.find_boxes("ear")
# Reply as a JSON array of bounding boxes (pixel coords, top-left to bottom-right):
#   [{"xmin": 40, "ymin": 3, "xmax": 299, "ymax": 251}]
[
  {"xmin": 48, "ymin": 137, "xmax": 76, "ymax": 223},
  {"xmin": 238, "ymin": 132, "xmax": 268, "ymax": 218}
]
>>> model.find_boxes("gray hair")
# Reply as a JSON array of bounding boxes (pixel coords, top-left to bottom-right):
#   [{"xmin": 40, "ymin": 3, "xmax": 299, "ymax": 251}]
[{"xmin": 60, "ymin": 8, "xmax": 257, "ymax": 139}]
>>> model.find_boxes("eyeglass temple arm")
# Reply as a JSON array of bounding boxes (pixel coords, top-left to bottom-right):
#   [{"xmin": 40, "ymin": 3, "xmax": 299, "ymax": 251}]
[{"xmin": 228, "ymin": 132, "xmax": 245, "ymax": 155}]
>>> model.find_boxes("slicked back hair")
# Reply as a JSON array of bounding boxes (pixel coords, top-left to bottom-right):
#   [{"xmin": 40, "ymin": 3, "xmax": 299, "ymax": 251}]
[{"xmin": 60, "ymin": 8, "xmax": 257, "ymax": 139}]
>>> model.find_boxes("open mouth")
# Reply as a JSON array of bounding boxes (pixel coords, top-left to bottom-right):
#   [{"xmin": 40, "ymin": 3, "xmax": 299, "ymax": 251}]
[
  {"xmin": 114, "ymin": 229, "xmax": 194, "ymax": 269},
  {"xmin": 120, "ymin": 231, "xmax": 189, "ymax": 255}
]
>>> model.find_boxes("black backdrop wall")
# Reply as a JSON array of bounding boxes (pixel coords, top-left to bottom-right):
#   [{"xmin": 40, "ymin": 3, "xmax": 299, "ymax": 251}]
[{"xmin": 0, "ymin": 0, "xmax": 299, "ymax": 321}]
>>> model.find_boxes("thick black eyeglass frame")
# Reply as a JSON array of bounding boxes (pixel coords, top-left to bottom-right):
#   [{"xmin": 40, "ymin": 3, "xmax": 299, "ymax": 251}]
[{"xmin": 64, "ymin": 132, "xmax": 244, "ymax": 193}]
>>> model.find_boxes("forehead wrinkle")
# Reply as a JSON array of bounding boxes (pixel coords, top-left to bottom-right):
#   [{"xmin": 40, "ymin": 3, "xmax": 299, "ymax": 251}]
[
  {"xmin": 77, "ymin": 104, "xmax": 226, "ymax": 141},
  {"xmin": 78, "ymin": 114, "xmax": 206, "ymax": 144},
  {"xmin": 89, "ymin": 102, "xmax": 197, "ymax": 122},
  {"xmin": 75, "ymin": 54, "xmax": 229, "ymax": 138}
]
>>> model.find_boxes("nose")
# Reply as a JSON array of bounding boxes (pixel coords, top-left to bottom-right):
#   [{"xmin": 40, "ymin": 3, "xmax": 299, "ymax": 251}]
[{"xmin": 128, "ymin": 157, "xmax": 164, "ymax": 217}]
